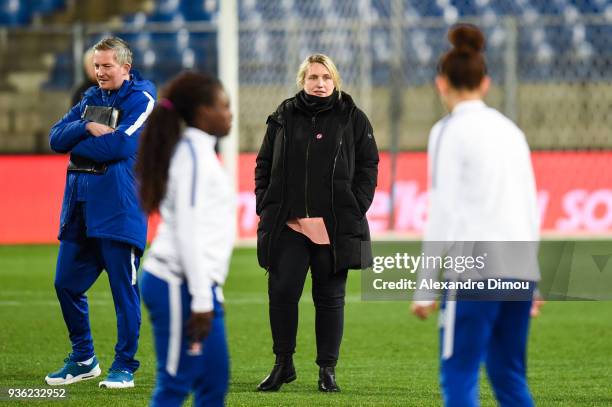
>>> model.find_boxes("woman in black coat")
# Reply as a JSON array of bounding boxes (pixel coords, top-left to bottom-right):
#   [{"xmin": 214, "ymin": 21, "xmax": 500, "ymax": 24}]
[{"xmin": 255, "ymin": 53, "xmax": 379, "ymax": 392}]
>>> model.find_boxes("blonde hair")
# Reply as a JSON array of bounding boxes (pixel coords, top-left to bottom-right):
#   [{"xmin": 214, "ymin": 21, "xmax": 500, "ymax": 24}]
[
  {"xmin": 296, "ymin": 53, "xmax": 342, "ymax": 92},
  {"xmin": 93, "ymin": 37, "xmax": 133, "ymax": 66}
]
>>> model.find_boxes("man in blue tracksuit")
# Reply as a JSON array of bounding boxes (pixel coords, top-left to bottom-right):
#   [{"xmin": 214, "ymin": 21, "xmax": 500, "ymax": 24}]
[{"xmin": 44, "ymin": 37, "xmax": 156, "ymax": 389}]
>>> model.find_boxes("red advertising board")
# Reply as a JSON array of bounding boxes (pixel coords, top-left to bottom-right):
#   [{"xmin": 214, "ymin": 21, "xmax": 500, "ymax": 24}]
[{"xmin": 1, "ymin": 152, "xmax": 611, "ymax": 244}]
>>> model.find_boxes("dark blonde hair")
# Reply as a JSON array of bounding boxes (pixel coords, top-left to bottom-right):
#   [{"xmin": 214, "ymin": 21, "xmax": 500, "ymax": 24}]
[
  {"xmin": 93, "ymin": 37, "xmax": 133, "ymax": 66},
  {"xmin": 296, "ymin": 53, "xmax": 342, "ymax": 91}
]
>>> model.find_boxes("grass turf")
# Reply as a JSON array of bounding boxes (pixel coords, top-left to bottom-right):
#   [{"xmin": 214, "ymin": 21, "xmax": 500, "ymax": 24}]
[{"xmin": 0, "ymin": 244, "xmax": 611, "ymax": 406}]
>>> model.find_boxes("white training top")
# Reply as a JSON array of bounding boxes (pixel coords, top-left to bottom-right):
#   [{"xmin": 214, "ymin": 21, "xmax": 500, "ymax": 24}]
[
  {"xmin": 143, "ymin": 127, "xmax": 236, "ymax": 313},
  {"xmin": 425, "ymin": 99, "xmax": 539, "ymax": 242},
  {"xmin": 413, "ymin": 100, "xmax": 541, "ymax": 303}
]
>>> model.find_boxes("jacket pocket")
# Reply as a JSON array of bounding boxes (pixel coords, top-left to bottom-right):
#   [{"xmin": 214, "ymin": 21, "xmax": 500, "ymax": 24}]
[
  {"xmin": 348, "ymin": 188, "xmax": 364, "ymax": 217},
  {"xmin": 256, "ymin": 230, "xmax": 269, "ymax": 268},
  {"xmin": 257, "ymin": 188, "xmax": 271, "ymax": 215},
  {"xmin": 256, "ymin": 204, "xmax": 279, "ymax": 268}
]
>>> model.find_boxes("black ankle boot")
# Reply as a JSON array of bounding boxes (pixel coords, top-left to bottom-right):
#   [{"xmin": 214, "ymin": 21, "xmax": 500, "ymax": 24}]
[
  {"xmin": 318, "ymin": 366, "xmax": 340, "ymax": 392},
  {"xmin": 257, "ymin": 355, "xmax": 296, "ymax": 392}
]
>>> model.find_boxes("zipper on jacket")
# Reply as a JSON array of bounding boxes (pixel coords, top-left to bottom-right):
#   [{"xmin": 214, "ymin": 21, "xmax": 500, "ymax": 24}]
[
  {"xmin": 305, "ymin": 115, "xmax": 316, "ymax": 218},
  {"xmin": 330, "ymin": 126, "xmax": 343, "ymax": 271},
  {"xmin": 305, "ymin": 138, "xmax": 311, "ymax": 217},
  {"xmin": 294, "ymin": 100, "xmax": 336, "ymax": 220},
  {"xmin": 304, "ymin": 114, "xmax": 317, "ymax": 218}
]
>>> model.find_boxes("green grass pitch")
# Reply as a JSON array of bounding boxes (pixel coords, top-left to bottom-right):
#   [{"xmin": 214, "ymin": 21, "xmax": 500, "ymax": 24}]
[{"xmin": 0, "ymin": 244, "xmax": 611, "ymax": 406}]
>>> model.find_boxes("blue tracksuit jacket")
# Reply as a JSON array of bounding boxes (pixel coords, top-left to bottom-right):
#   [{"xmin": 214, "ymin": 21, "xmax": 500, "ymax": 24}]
[{"xmin": 49, "ymin": 70, "xmax": 156, "ymax": 252}]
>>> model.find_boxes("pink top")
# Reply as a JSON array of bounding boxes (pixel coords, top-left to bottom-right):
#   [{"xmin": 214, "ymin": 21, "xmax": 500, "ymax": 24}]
[{"xmin": 286, "ymin": 217, "xmax": 330, "ymax": 245}]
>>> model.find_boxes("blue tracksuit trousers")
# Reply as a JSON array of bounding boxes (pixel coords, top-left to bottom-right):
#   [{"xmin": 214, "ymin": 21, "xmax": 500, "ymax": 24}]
[
  {"xmin": 439, "ymin": 297, "xmax": 535, "ymax": 407},
  {"xmin": 54, "ymin": 202, "xmax": 141, "ymax": 372},
  {"xmin": 141, "ymin": 271, "xmax": 229, "ymax": 407}
]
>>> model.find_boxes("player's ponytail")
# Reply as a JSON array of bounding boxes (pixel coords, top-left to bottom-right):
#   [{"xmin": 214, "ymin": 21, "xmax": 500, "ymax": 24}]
[
  {"xmin": 137, "ymin": 71, "xmax": 221, "ymax": 213},
  {"xmin": 438, "ymin": 24, "xmax": 487, "ymax": 90}
]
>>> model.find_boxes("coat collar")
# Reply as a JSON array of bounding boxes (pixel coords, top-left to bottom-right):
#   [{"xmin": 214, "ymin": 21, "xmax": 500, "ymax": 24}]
[{"xmin": 270, "ymin": 90, "xmax": 357, "ymax": 126}]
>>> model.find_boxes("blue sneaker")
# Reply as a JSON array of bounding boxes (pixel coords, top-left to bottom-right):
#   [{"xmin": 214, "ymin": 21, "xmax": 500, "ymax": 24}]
[
  {"xmin": 99, "ymin": 368, "xmax": 134, "ymax": 389},
  {"xmin": 45, "ymin": 355, "xmax": 101, "ymax": 385}
]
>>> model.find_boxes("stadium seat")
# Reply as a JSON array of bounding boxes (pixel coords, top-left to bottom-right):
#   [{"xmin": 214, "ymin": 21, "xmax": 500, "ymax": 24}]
[
  {"xmin": 34, "ymin": 0, "xmax": 612, "ymax": 91},
  {"xmin": 181, "ymin": 0, "xmax": 216, "ymax": 21},
  {"xmin": 27, "ymin": 0, "xmax": 65, "ymax": 14},
  {"xmin": 0, "ymin": 0, "xmax": 29, "ymax": 26},
  {"xmin": 0, "ymin": 0, "xmax": 65, "ymax": 26}
]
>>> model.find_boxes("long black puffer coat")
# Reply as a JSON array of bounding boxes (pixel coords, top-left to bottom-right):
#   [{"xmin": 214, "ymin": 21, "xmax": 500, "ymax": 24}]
[{"xmin": 255, "ymin": 91, "xmax": 379, "ymax": 272}]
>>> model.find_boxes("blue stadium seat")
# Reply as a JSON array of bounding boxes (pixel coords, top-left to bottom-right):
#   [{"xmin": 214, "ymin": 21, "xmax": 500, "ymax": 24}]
[
  {"xmin": 254, "ymin": 0, "xmax": 287, "ymax": 20},
  {"xmin": 370, "ymin": 0, "xmax": 391, "ymax": 19},
  {"xmin": 489, "ymin": 0, "xmax": 520, "ymax": 15},
  {"xmin": 122, "ymin": 12, "xmax": 148, "ymax": 27},
  {"xmin": 412, "ymin": 0, "xmax": 443, "ymax": 17},
  {"xmin": 531, "ymin": 0, "xmax": 563, "ymax": 16},
  {"xmin": 37, "ymin": 0, "xmax": 612, "ymax": 88},
  {"xmin": 27, "ymin": 0, "xmax": 64, "ymax": 14},
  {"xmin": 571, "ymin": 0, "xmax": 603, "ymax": 14},
  {"xmin": 0, "ymin": 0, "xmax": 29, "ymax": 26},
  {"xmin": 134, "ymin": 48, "xmax": 159, "ymax": 83},
  {"xmin": 451, "ymin": 0, "xmax": 478, "ymax": 16},
  {"xmin": 157, "ymin": 0, "xmax": 180, "ymax": 15},
  {"xmin": 0, "ymin": 0, "xmax": 64, "ymax": 26},
  {"xmin": 294, "ymin": 1, "xmax": 326, "ymax": 19},
  {"xmin": 180, "ymin": 0, "xmax": 216, "ymax": 21},
  {"xmin": 147, "ymin": 10, "xmax": 179, "ymax": 22}
]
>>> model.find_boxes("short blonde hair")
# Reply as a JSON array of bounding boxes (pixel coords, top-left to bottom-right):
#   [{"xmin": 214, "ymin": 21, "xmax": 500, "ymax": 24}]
[
  {"xmin": 93, "ymin": 37, "xmax": 133, "ymax": 66},
  {"xmin": 296, "ymin": 53, "xmax": 342, "ymax": 92}
]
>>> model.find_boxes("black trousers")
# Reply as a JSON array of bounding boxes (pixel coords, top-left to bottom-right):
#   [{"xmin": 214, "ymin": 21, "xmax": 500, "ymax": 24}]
[{"xmin": 268, "ymin": 226, "xmax": 348, "ymax": 367}]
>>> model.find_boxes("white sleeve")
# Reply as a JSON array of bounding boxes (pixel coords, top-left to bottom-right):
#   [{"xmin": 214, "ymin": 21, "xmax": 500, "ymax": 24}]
[
  {"xmin": 424, "ymin": 120, "xmax": 463, "ymax": 241},
  {"xmin": 172, "ymin": 143, "xmax": 214, "ymax": 313}
]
